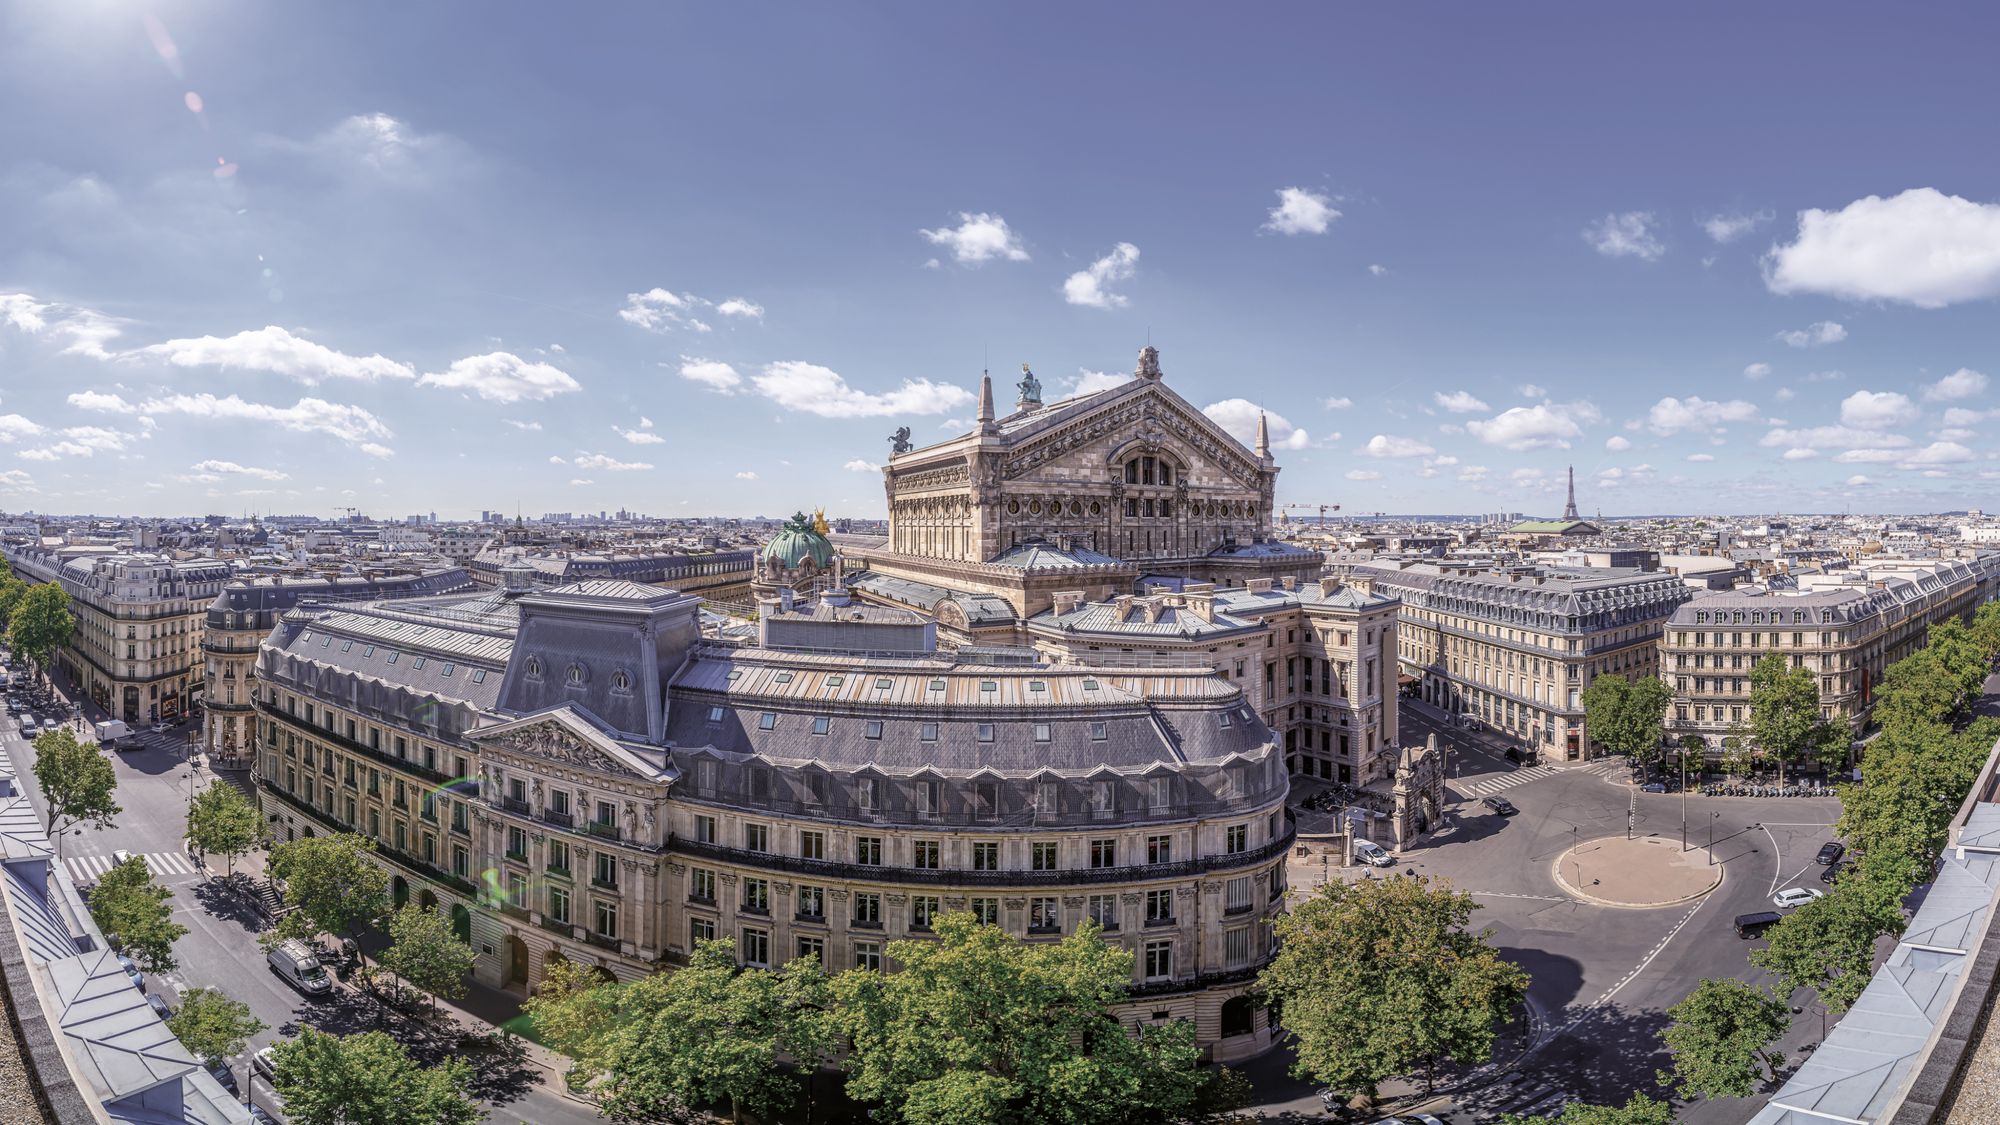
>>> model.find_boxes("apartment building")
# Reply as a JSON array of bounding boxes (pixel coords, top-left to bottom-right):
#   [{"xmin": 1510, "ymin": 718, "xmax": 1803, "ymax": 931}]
[
  {"xmin": 1340, "ymin": 559, "xmax": 1692, "ymax": 761},
  {"xmin": 1664, "ymin": 554, "xmax": 2000, "ymax": 750},
  {"xmin": 1025, "ymin": 575, "xmax": 1401, "ymax": 785},
  {"xmin": 5, "ymin": 545, "xmax": 231, "ymax": 723},
  {"xmin": 253, "ymin": 575, "xmax": 1290, "ymax": 1060}
]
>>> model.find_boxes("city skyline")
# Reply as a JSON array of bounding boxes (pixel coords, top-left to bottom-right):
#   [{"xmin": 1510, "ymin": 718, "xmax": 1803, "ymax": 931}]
[{"xmin": 5, "ymin": 4, "xmax": 2000, "ymax": 518}]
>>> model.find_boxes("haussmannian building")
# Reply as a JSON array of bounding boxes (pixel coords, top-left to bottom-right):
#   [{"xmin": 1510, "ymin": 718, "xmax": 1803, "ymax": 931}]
[
  {"xmin": 251, "ymin": 566, "xmax": 1291, "ymax": 1060},
  {"xmin": 1338, "ymin": 559, "xmax": 1692, "ymax": 761},
  {"xmin": 4, "ymin": 545, "xmax": 231, "ymax": 723},
  {"xmin": 1663, "ymin": 554, "xmax": 2000, "ymax": 752}
]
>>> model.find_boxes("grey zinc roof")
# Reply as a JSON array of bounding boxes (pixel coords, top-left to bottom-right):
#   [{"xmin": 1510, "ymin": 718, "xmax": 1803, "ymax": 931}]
[
  {"xmin": 986, "ymin": 541, "xmax": 1125, "ymax": 569},
  {"xmin": 846, "ymin": 570, "xmax": 1018, "ymax": 626},
  {"xmin": 0, "ymin": 793, "xmax": 55, "ymax": 862},
  {"xmin": 50, "ymin": 950, "xmax": 202, "ymax": 1100},
  {"xmin": 4, "ymin": 861, "xmax": 79, "ymax": 962},
  {"xmin": 1032, "ymin": 600, "xmax": 1261, "ymax": 638}
]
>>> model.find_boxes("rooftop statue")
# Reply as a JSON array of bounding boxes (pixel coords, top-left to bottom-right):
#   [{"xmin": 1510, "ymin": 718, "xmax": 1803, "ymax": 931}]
[
  {"xmin": 889, "ymin": 426, "xmax": 913, "ymax": 455},
  {"xmin": 1017, "ymin": 362, "xmax": 1042, "ymax": 405}
]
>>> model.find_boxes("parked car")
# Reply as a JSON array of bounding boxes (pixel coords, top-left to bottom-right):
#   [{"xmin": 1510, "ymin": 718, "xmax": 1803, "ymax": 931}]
[
  {"xmin": 1820, "ymin": 861, "xmax": 1843, "ymax": 885},
  {"xmin": 1639, "ymin": 782, "xmax": 1668, "ymax": 793},
  {"xmin": 146, "ymin": 993, "xmax": 172, "ymax": 1019},
  {"xmin": 267, "ymin": 938, "xmax": 334, "ymax": 996},
  {"xmin": 1773, "ymin": 887, "xmax": 1826, "ymax": 909},
  {"xmin": 112, "ymin": 849, "xmax": 135, "ymax": 869},
  {"xmin": 1816, "ymin": 841, "xmax": 1847, "ymax": 866},
  {"xmin": 1482, "ymin": 796, "xmax": 1519, "ymax": 816},
  {"xmin": 19, "ymin": 719, "xmax": 38, "ymax": 738},
  {"xmin": 1353, "ymin": 839, "xmax": 1394, "ymax": 868},
  {"xmin": 1734, "ymin": 910, "xmax": 1784, "ymax": 939},
  {"xmin": 205, "ymin": 1062, "xmax": 239, "ymax": 1097},
  {"xmin": 251, "ymin": 1045, "xmax": 279, "ymax": 1084},
  {"xmin": 116, "ymin": 954, "xmax": 143, "ymax": 989}
]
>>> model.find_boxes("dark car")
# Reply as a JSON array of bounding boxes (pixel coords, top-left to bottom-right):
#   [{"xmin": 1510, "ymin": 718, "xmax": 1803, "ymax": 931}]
[
  {"xmin": 1482, "ymin": 796, "xmax": 1519, "ymax": 816},
  {"xmin": 146, "ymin": 993, "xmax": 172, "ymax": 1019},
  {"xmin": 1816, "ymin": 841, "xmax": 1846, "ymax": 866},
  {"xmin": 1735, "ymin": 911, "xmax": 1784, "ymax": 939},
  {"xmin": 206, "ymin": 1062, "xmax": 239, "ymax": 1096},
  {"xmin": 1820, "ymin": 861, "xmax": 1843, "ymax": 885},
  {"xmin": 1639, "ymin": 782, "xmax": 1668, "ymax": 793}
]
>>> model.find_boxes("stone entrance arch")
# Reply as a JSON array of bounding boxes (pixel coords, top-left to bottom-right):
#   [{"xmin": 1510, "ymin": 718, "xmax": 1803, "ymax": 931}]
[
  {"xmin": 1219, "ymin": 995, "xmax": 1257, "ymax": 1039},
  {"xmin": 506, "ymin": 935, "xmax": 528, "ymax": 985},
  {"xmin": 392, "ymin": 876, "xmax": 409, "ymax": 909},
  {"xmin": 450, "ymin": 903, "xmax": 472, "ymax": 944},
  {"xmin": 419, "ymin": 889, "xmax": 438, "ymax": 912},
  {"xmin": 1390, "ymin": 733, "xmax": 1447, "ymax": 851}
]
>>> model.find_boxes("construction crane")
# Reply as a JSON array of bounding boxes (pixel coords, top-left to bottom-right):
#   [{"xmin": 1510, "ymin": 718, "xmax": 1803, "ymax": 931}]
[
  {"xmin": 333, "ymin": 506, "xmax": 358, "ymax": 521},
  {"xmin": 1276, "ymin": 502, "xmax": 1342, "ymax": 528}
]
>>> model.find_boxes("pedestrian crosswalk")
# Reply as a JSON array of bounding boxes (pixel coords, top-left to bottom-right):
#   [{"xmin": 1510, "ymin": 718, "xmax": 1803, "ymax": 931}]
[
  {"xmin": 1451, "ymin": 759, "xmax": 1629, "ymax": 798},
  {"xmin": 65, "ymin": 851, "xmax": 200, "ymax": 882}
]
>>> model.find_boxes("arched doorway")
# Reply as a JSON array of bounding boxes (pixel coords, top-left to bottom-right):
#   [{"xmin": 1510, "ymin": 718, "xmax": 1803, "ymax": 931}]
[
  {"xmin": 392, "ymin": 876, "xmax": 409, "ymax": 909},
  {"xmin": 450, "ymin": 903, "xmax": 471, "ymax": 944},
  {"xmin": 1220, "ymin": 996, "xmax": 1257, "ymax": 1039},
  {"xmin": 540, "ymin": 949, "xmax": 569, "ymax": 991},
  {"xmin": 506, "ymin": 935, "xmax": 528, "ymax": 985},
  {"xmin": 418, "ymin": 889, "xmax": 438, "ymax": 912}
]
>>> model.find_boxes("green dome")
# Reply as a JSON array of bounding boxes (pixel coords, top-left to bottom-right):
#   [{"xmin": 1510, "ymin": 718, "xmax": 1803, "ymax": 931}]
[{"xmin": 763, "ymin": 511, "xmax": 834, "ymax": 570}]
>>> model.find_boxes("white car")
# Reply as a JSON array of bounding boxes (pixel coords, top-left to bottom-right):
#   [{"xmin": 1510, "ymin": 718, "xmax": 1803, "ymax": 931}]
[
  {"xmin": 1773, "ymin": 887, "xmax": 1825, "ymax": 909},
  {"xmin": 1353, "ymin": 840, "xmax": 1394, "ymax": 868},
  {"xmin": 1377, "ymin": 1115, "xmax": 1447, "ymax": 1125}
]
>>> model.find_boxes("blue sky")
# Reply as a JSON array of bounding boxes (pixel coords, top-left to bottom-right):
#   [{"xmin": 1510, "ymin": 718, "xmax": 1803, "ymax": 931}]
[{"xmin": 4, "ymin": 3, "xmax": 2000, "ymax": 519}]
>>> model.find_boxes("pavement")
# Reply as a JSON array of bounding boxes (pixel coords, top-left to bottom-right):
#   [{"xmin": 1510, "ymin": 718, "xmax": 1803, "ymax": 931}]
[
  {"xmin": 1552, "ymin": 834, "xmax": 1724, "ymax": 907},
  {"xmin": 1, "ymin": 660, "xmax": 604, "ymax": 1125}
]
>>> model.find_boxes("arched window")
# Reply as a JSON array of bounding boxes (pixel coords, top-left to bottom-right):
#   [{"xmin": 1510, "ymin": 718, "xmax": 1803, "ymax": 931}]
[
  {"xmin": 1159, "ymin": 462, "xmax": 1172, "ymax": 486},
  {"xmin": 567, "ymin": 664, "xmax": 586, "ymax": 685},
  {"xmin": 525, "ymin": 657, "xmax": 542, "ymax": 679},
  {"xmin": 1125, "ymin": 461, "xmax": 1139, "ymax": 484},
  {"xmin": 612, "ymin": 670, "xmax": 632, "ymax": 692}
]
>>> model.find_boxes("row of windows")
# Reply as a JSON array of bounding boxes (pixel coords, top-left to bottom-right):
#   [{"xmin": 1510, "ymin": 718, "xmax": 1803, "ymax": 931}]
[
  {"xmin": 295, "ymin": 631, "xmax": 490, "ymax": 684},
  {"xmin": 720, "ymin": 708, "xmax": 1113, "ymax": 745},
  {"xmin": 687, "ymin": 814, "xmax": 1268, "ymax": 866}
]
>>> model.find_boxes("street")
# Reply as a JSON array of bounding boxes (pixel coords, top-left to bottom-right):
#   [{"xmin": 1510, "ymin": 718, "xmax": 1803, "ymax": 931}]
[{"xmin": 0, "ymin": 671, "xmax": 603, "ymax": 1125}]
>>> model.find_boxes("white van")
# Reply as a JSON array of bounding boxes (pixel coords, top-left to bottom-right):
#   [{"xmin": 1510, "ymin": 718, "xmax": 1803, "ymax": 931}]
[
  {"xmin": 267, "ymin": 939, "xmax": 333, "ymax": 995},
  {"xmin": 1353, "ymin": 839, "xmax": 1394, "ymax": 867}
]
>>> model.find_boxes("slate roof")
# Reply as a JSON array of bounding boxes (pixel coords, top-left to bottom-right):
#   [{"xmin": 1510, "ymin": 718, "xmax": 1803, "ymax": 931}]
[
  {"xmin": 986, "ymin": 541, "xmax": 1125, "ymax": 570},
  {"xmin": 845, "ymin": 570, "xmax": 1018, "ymax": 626}
]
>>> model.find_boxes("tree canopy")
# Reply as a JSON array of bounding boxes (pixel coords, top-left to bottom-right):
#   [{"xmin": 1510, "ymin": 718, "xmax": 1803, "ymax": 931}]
[
  {"xmin": 1259, "ymin": 874, "xmax": 1528, "ymax": 1101},
  {"xmin": 166, "ymin": 988, "xmax": 267, "ymax": 1066},
  {"xmin": 31, "ymin": 726, "xmax": 120, "ymax": 852},
  {"xmin": 379, "ymin": 903, "xmax": 475, "ymax": 1009},
  {"xmin": 1751, "ymin": 871, "xmax": 1907, "ymax": 1014},
  {"xmin": 7, "ymin": 581, "xmax": 75, "ymax": 674},
  {"xmin": 0, "ymin": 575, "xmax": 27, "ymax": 632},
  {"xmin": 88, "ymin": 856, "xmax": 187, "ymax": 972},
  {"xmin": 184, "ymin": 781, "xmax": 263, "ymax": 877},
  {"xmin": 268, "ymin": 1027, "xmax": 481, "ymax": 1125},
  {"xmin": 1581, "ymin": 675, "xmax": 1672, "ymax": 774},
  {"xmin": 1502, "ymin": 1092, "xmax": 1675, "ymax": 1125},
  {"xmin": 1746, "ymin": 653, "xmax": 1847, "ymax": 782},
  {"xmin": 1659, "ymin": 978, "xmax": 1790, "ymax": 1098},
  {"xmin": 266, "ymin": 833, "xmax": 390, "ymax": 958}
]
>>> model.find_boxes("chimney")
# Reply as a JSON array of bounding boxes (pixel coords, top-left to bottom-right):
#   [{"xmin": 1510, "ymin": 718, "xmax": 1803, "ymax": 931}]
[
  {"xmin": 1279, "ymin": 575, "xmax": 1298, "ymax": 592},
  {"xmin": 1051, "ymin": 590, "xmax": 1085, "ymax": 616},
  {"xmin": 1318, "ymin": 576, "xmax": 1342, "ymax": 598}
]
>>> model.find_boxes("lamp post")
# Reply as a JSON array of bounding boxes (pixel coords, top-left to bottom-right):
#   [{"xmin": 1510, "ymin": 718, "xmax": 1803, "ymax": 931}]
[
  {"xmin": 1709, "ymin": 811, "xmax": 1721, "ymax": 866},
  {"xmin": 1680, "ymin": 742, "xmax": 1689, "ymax": 852}
]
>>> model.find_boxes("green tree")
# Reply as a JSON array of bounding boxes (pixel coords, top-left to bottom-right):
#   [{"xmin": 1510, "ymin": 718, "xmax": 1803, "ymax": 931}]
[
  {"xmin": 0, "ymin": 575, "xmax": 26, "ymax": 632},
  {"xmin": 1921, "ymin": 619, "xmax": 1989, "ymax": 711},
  {"xmin": 1672, "ymin": 734, "xmax": 1706, "ymax": 781},
  {"xmin": 1838, "ymin": 718, "xmax": 1998, "ymax": 881},
  {"xmin": 30, "ymin": 726, "xmax": 120, "ymax": 856},
  {"xmin": 7, "ymin": 581, "xmax": 75, "ymax": 680},
  {"xmin": 1719, "ymin": 735, "xmax": 1754, "ymax": 779},
  {"xmin": 88, "ymin": 856, "xmax": 188, "ymax": 972},
  {"xmin": 184, "ymin": 781, "xmax": 263, "ymax": 877},
  {"xmin": 379, "ymin": 903, "xmax": 475, "ymax": 1011},
  {"xmin": 266, "ymin": 833, "xmax": 390, "ymax": 968},
  {"xmin": 1747, "ymin": 653, "xmax": 1846, "ymax": 784},
  {"xmin": 1751, "ymin": 872, "xmax": 1907, "ymax": 1013},
  {"xmin": 166, "ymin": 987, "xmax": 267, "ymax": 1066},
  {"xmin": 1260, "ymin": 875, "xmax": 1529, "ymax": 1103},
  {"xmin": 268, "ymin": 1027, "xmax": 480, "ymax": 1125},
  {"xmin": 531, "ymin": 938, "xmax": 833, "ymax": 1122},
  {"xmin": 1581, "ymin": 675, "xmax": 1672, "ymax": 777},
  {"xmin": 1503, "ymin": 1091, "xmax": 1675, "ymax": 1125},
  {"xmin": 834, "ymin": 913, "xmax": 1231, "ymax": 1125},
  {"xmin": 1658, "ymin": 978, "xmax": 1790, "ymax": 1098}
]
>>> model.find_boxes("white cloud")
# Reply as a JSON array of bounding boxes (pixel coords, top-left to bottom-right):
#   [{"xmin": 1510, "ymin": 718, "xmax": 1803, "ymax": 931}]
[
  {"xmin": 18, "ymin": 424, "xmax": 144, "ymax": 461},
  {"xmin": 1846, "ymin": 475, "xmax": 1871, "ymax": 486},
  {"xmin": 1510, "ymin": 467, "xmax": 1544, "ymax": 482},
  {"xmin": 1685, "ymin": 453, "xmax": 1716, "ymax": 462},
  {"xmin": 502, "ymin": 419, "xmax": 542, "ymax": 431},
  {"xmin": 573, "ymin": 452, "xmax": 652, "ymax": 472},
  {"xmin": 1758, "ymin": 424, "xmax": 1910, "ymax": 454},
  {"xmin": 1583, "ymin": 211, "xmax": 1664, "ymax": 260},
  {"xmin": 1062, "ymin": 369, "xmax": 1133, "ymax": 397},
  {"xmin": 1201, "ymin": 399, "xmax": 1310, "ymax": 451},
  {"xmin": 616, "ymin": 426, "xmax": 664, "ymax": 445},
  {"xmin": 1803, "ymin": 370, "xmax": 1844, "ymax": 382},
  {"xmin": 1764, "ymin": 188, "xmax": 2000, "ymax": 308},
  {"xmin": 1840, "ymin": 390, "xmax": 1919, "ymax": 430},
  {"xmin": 1063, "ymin": 242, "xmax": 1140, "ymax": 309},
  {"xmin": 734, "ymin": 470, "xmax": 758, "ymax": 480},
  {"xmin": 192, "ymin": 459, "xmax": 287, "ymax": 480},
  {"xmin": 1367, "ymin": 264, "xmax": 1388, "ymax": 277},
  {"xmin": 677, "ymin": 357, "xmax": 743, "ymax": 392},
  {"xmin": 843, "ymin": 459, "xmax": 881, "ymax": 473},
  {"xmin": 1701, "ymin": 209, "xmax": 1773, "ymax": 243},
  {"xmin": 569, "ymin": 478, "xmax": 594, "ymax": 486},
  {"xmin": 65, "ymin": 390, "xmax": 135, "ymax": 413},
  {"xmin": 1899, "ymin": 441, "xmax": 1975, "ymax": 466},
  {"xmin": 1604, "ymin": 435, "xmax": 1632, "ymax": 452},
  {"xmin": 1943, "ymin": 406, "xmax": 1998, "ymax": 427},
  {"xmin": 264, "ymin": 113, "xmax": 467, "ymax": 185},
  {"xmin": 1321, "ymin": 396, "xmax": 1353, "ymax": 410},
  {"xmin": 1782, "ymin": 448, "xmax": 1818, "ymax": 460},
  {"xmin": 134, "ymin": 326, "xmax": 412, "ymax": 384},
  {"xmin": 1359, "ymin": 433, "xmax": 1436, "ymax": 458},
  {"xmin": 1774, "ymin": 387, "xmax": 1796, "ymax": 401},
  {"xmin": 1456, "ymin": 465, "xmax": 1489, "ymax": 483},
  {"xmin": 920, "ymin": 212, "xmax": 1030, "ymax": 265},
  {"xmin": 1517, "ymin": 383, "xmax": 1548, "ymax": 399},
  {"xmin": 358, "ymin": 442, "xmax": 393, "ymax": 459},
  {"xmin": 1744, "ymin": 362, "xmax": 1772, "ymax": 380},
  {"xmin": 0, "ymin": 415, "xmax": 43, "ymax": 443},
  {"xmin": 1432, "ymin": 390, "xmax": 1489, "ymax": 414},
  {"xmin": 1777, "ymin": 321, "xmax": 1847, "ymax": 348},
  {"xmin": 418, "ymin": 352, "xmax": 581, "ymax": 404},
  {"xmin": 1345, "ymin": 469, "xmax": 1382, "ymax": 481},
  {"xmin": 1645, "ymin": 395, "xmax": 1760, "ymax": 435},
  {"xmin": 619, "ymin": 288, "xmax": 707, "ymax": 333},
  {"xmin": 138, "ymin": 393, "xmax": 392, "ymax": 444},
  {"xmin": 639, "ymin": 416, "xmax": 654, "ymax": 429},
  {"xmin": 1924, "ymin": 368, "xmax": 1988, "ymax": 401},
  {"xmin": 0, "ymin": 292, "xmax": 125, "ymax": 358},
  {"xmin": 1465, "ymin": 399, "xmax": 1602, "ymax": 451},
  {"xmin": 548, "ymin": 455, "xmax": 566, "ymax": 465},
  {"xmin": 1262, "ymin": 187, "xmax": 1340, "ymax": 236},
  {"xmin": 715, "ymin": 298, "xmax": 764, "ymax": 320},
  {"xmin": 751, "ymin": 361, "xmax": 973, "ymax": 418}
]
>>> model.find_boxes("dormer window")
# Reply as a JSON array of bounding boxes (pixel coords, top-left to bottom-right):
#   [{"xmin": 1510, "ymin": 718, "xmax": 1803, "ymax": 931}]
[
  {"xmin": 612, "ymin": 670, "xmax": 632, "ymax": 692},
  {"xmin": 567, "ymin": 664, "xmax": 586, "ymax": 684},
  {"xmin": 525, "ymin": 657, "xmax": 541, "ymax": 679}
]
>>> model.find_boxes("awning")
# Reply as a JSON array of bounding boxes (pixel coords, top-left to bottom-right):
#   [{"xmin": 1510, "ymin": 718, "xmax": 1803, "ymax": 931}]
[{"xmin": 1396, "ymin": 674, "xmax": 1417, "ymax": 686}]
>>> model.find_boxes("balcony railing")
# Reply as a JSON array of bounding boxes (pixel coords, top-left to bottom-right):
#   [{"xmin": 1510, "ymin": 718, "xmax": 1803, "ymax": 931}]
[
  {"xmin": 585, "ymin": 820, "xmax": 620, "ymax": 841},
  {"xmin": 544, "ymin": 809, "xmax": 574, "ymax": 828},
  {"xmin": 254, "ymin": 701, "xmax": 451, "ymax": 784},
  {"xmin": 539, "ymin": 916, "xmax": 572, "ymax": 937},
  {"xmin": 501, "ymin": 796, "xmax": 530, "ymax": 815},
  {"xmin": 583, "ymin": 931, "xmax": 620, "ymax": 951}
]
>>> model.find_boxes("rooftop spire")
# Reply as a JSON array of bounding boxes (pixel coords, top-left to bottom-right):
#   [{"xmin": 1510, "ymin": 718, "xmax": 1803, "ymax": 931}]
[
  {"xmin": 1562, "ymin": 464, "xmax": 1579, "ymax": 521},
  {"xmin": 976, "ymin": 370, "xmax": 997, "ymax": 434},
  {"xmin": 1254, "ymin": 410, "xmax": 1271, "ymax": 458}
]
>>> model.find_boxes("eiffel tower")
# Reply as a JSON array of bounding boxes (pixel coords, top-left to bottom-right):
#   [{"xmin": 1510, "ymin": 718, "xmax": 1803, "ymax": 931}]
[{"xmin": 1561, "ymin": 465, "xmax": 1579, "ymax": 521}]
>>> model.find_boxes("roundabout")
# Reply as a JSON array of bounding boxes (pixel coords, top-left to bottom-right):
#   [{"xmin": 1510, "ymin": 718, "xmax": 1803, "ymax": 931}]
[{"xmin": 1551, "ymin": 833, "xmax": 1724, "ymax": 908}]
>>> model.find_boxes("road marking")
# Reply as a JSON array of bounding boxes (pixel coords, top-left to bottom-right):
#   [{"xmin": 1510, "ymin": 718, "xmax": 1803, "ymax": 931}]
[
  {"xmin": 1759, "ymin": 823, "xmax": 1784, "ymax": 895},
  {"xmin": 66, "ymin": 851, "xmax": 199, "ymax": 882},
  {"xmin": 1471, "ymin": 890, "xmax": 1571, "ymax": 903}
]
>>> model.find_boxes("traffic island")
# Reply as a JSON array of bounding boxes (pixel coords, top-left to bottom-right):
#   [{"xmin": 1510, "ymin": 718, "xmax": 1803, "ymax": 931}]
[{"xmin": 1551, "ymin": 834, "xmax": 1722, "ymax": 908}]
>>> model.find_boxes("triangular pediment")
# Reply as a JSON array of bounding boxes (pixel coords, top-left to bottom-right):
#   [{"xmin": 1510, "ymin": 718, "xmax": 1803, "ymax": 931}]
[
  {"xmin": 999, "ymin": 380, "xmax": 1267, "ymax": 489},
  {"xmin": 475, "ymin": 706, "xmax": 664, "ymax": 780}
]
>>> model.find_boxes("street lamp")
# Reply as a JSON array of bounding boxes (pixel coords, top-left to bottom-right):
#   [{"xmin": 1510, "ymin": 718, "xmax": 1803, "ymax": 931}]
[{"xmin": 1709, "ymin": 811, "xmax": 1721, "ymax": 866}]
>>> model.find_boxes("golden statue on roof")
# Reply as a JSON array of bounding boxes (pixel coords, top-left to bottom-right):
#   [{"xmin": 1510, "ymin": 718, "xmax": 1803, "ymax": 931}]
[{"xmin": 811, "ymin": 507, "xmax": 830, "ymax": 535}]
